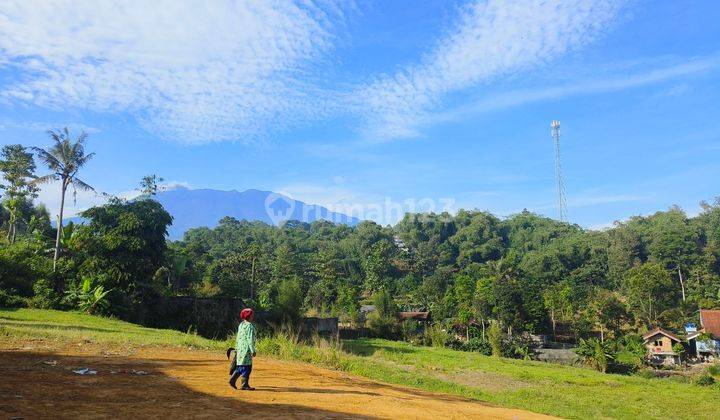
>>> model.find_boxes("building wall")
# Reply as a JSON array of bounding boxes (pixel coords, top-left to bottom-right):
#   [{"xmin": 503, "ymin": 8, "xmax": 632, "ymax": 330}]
[{"xmin": 645, "ymin": 334, "xmax": 676, "ymax": 354}]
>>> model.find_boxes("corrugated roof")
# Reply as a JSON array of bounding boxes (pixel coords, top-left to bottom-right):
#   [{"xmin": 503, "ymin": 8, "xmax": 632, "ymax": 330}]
[
  {"xmin": 399, "ymin": 311, "xmax": 430, "ymax": 321},
  {"xmin": 642, "ymin": 327, "xmax": 681, "ymax": 342},
  {"xmin": 700, "ymin": 309, "xmax": 720, "ymax": 337}
]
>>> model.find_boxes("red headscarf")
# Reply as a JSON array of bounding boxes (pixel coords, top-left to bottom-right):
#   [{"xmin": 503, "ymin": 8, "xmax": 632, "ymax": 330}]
[{"xmin": 240, "ymin": 308, "xmax": 254, "ymax": 321}]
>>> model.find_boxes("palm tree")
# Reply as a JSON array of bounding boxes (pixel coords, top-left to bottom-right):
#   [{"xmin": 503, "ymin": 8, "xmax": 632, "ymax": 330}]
[{"xmin": 33, "ymin": 128, "xmax": 95, "ymax": 270}]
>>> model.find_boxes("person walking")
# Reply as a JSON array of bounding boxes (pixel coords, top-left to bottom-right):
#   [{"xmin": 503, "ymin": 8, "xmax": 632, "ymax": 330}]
[{"xmin": 229, "ymin": 308, "xmax": 257, "ymax": 390}]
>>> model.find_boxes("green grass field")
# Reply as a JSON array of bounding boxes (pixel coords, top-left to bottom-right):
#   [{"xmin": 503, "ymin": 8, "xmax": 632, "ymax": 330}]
[
  {"xmin": 2, "ymin": 308, "xmax": 718, "ymax": 419},
  {"xmin": 0, "ymin": 307, "xmax": 226, "ymax": 349}
]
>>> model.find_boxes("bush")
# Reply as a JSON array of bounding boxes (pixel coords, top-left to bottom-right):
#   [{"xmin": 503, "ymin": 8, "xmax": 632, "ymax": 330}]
[
  {"xmin": 0, "ymin": 289, "xmax": 28, "ymax": 308},
  {"xmin": 576, "ymin": 338, "xmax": 615, "ymax": 372},
  {"xmin": 487, "ymin": 322, "xmax": 503, "ymax": 357},
  {"xmin": 695, "ymin": 374, "xmax": 716, "ymax": 387},
  {"xmin": 367, "ymin": 312, "xmax": 398, "ymax": 339},
  {"xmin": 707, "ymin": 364, "xmax": 720, "ymax": 377},
  {"xmin": 425, "ymin": 323, "xmax": 451, "ymax": 348},
  {"xmin": 29, "ymin": 277, "xmax": 61, "ymax": 309},
  {"xmin": 459, "ymin": 337, "xmax": 493, "ymax": 355}
]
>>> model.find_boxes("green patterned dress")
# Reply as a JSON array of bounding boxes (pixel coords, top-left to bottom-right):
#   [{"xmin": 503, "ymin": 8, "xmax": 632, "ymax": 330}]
[{"xmin": 235, "ymin": 320, "xmax": 256, "ymax": 366}]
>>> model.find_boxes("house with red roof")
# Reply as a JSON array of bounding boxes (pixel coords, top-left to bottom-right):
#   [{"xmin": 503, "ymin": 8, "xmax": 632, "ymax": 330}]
[{"xmin": 688, "ymin": 309, "xmax": 720, "ymax": 360}]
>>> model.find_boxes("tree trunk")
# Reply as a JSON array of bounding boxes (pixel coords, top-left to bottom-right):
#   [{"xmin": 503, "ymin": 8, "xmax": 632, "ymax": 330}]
[
  {"xmin": 600, "ymin": 325, "xmax": 605, "ymax": 343},
  {"xmin": 678, "ymin": 268, "xmax": 686, "ymax": 302},
  {"xmin": 7, "ymin": 212, "xmax": 15, "ymax": 243},
  {"xmin": 250, "ymin": 257, "xmax": 256, "ymax": 301},
  {"xmin": 551, "ymin": 310, "xmax": 557, "ymax": 340},
  {"xmin": 53, "ymin": 181, "xmax": 67, "ymax": 271},
  {"xmin": 481, "ymin": 320, "xmax": 486, "ymax": 341}
]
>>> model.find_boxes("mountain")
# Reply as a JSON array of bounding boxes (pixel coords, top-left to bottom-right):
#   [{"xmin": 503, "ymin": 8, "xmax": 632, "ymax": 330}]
[{"xmin": 152, "ymin": 188, "xmax": 359, "ymax": 240}]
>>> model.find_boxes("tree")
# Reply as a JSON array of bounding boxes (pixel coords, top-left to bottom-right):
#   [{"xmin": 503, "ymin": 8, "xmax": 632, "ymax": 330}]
[
  {"xmin": 587, "ymin": 288, "xmax": 626, "ymax": 342},
  {"xmin": 139, "ymin": 174, "xmax": 164, "ymax": 196},
  {"xmin": 73, "ymin": 199, "xmax": 173, "ymax": 316},
  {"xmin": 575, "ymin": 338, "xmax": 614, "ymax": 373},
  {"xmin": 0, "ymin": 145, "xmax": 38, "ymax": 243},
  {"xmin": 33, "ymin": 128, "xmax": 95, "ymax": 270},
  {"xmin": 622, "ymin": 262, "xmax": 676, "ymax": 327},
  {"xmin": 543, "ymin": 281, "xmax": 573, "ymax": 339},
  {"xmin": 276, "ymin": 277, "xmax": 303, "ymax": 324}
]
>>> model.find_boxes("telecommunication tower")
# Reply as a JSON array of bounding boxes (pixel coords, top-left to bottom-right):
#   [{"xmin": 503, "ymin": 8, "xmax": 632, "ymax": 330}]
[{"xmin": 551, "ymin": 120, "xmax": 567, "ymax": 222}]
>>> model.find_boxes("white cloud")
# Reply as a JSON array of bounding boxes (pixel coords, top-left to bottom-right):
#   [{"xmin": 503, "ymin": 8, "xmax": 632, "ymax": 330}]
[
  {"xmin": 0, "ymin": 1, "xmax": 348, "ymax": 144},
  {"xmin": 432, "ymin": 56, "xmax": 720, "ymax": 123},
  {"xmin": 353, "ymin": 0, "xmax": 626, "ymax": 140},
  {"xmin": 34, "ymin": 180, "xmax": 114, "ymax": 219}
]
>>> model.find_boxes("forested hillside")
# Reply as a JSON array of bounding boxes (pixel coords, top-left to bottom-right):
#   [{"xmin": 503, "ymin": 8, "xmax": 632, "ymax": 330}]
[
  {"xmin": 2, "ymin": 136, "xmax": 719, "ymax": 345},
  {"xmin": 169, "ymin": 200, "xmax": 720, "ymax": 340}
]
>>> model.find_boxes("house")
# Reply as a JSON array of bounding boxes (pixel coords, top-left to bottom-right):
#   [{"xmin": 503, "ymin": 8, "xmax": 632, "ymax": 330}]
[
  {"xmin": 688, "ymin": 309, "xmax": 720, "ymax": 360},
  {"xmin": 643, "ymin": 328, "xmax": 682, "ymax": 365}
]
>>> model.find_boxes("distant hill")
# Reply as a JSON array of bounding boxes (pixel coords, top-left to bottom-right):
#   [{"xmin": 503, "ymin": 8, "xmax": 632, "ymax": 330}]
[
  {"xmin": 148, "ymin": 187, "xmax": 359, "ymax": 240},
  {"xmin": 63, "ymin": 187, "xmax": 360, "ymax": 240}
]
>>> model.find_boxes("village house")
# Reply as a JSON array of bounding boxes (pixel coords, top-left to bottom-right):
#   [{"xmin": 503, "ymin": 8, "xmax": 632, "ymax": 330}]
[
  {"xmin": 643, "ymin": 328, "xmax": 682, "ymax": 365},
  {"xmin": 687, "ymin": 309, "xmax": 720, "ymax": 360}
]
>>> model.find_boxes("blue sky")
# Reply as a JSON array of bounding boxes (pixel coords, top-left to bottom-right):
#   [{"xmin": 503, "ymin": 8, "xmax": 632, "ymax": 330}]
[{"xmin": 1, "ymin": 0, "xmax": 719, "ymax": 228}]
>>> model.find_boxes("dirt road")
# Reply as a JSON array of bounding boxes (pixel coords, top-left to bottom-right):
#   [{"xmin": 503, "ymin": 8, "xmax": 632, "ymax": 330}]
[{"xmin": 0, "ymin": 340, "xmax": 552, "ymax": 419}]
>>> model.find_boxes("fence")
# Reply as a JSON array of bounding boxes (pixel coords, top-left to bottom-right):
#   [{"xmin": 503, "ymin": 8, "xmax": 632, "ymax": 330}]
[{"xmin": 140, "ymin": 296, "xmax": 245, "ymax": 339}]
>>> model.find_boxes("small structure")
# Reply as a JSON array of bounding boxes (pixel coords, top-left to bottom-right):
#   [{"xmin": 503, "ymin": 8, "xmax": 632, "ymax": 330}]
[
  {"xmin": 398, "ymin": 311, "xmax": 431, "ymax": 322},
  {"xmin": 688, "ymin": 309, "xmax": 720, "ymax": 360},
  {"xmin": 643, "ymin": 328, "xmax": 682, "ymax": 365},
  {"xmin": 299, "ymin": 317, "xmax": 339, "ymax": 338}
]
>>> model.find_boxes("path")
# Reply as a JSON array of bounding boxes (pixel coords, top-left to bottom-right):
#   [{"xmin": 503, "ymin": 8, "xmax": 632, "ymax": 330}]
[{"xmin": 0, "ymin": 340, "xmax": 553, "ymax": 419}]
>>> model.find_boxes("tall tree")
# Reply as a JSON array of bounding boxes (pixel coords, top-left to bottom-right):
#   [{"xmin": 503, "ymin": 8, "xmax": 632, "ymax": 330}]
[
  {"xmin": 139, "ymin": 174, "xmax": 164, "ymax": 196},
  {"xmin": 32, "ymin": 128, "xmax": 95, "ymax": 270},
  {"xmin": 0, "ymin": 145, "xmax": 38, "ymax": 243},
  {"xmin": 622, "ymin": 262, "xmax": 676, "ymax": 327}
]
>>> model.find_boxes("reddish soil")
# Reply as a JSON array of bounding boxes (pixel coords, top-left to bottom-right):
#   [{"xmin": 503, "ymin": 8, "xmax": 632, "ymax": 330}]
[{"xmin": 0, "ymin": 340, "xmax": 553, "ymax": 419}]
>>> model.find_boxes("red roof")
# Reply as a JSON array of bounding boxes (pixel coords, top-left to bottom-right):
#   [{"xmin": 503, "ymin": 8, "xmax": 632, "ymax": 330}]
[
  {"xmin": 642, "ymin": 328, "xmax": 681, "ymax": 343},
  {"xmin": 700, "ymin": 309, "xmax": 720, "ymax": 337}
]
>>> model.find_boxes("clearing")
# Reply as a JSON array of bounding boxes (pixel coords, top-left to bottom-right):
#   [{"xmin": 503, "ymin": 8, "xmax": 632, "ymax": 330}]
[{"xmin": 0, "ymin": 309, "xmax": 548, "ymax": 419}]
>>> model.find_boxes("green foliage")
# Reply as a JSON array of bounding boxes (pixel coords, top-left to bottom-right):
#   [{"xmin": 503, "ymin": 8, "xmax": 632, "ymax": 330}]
[
  {"xmin": 672, "ymin": 342, "xmax": 686, "ymax": 359},
  {"xmin": 0, "ymin": 144, "xmax": 38, "ymax": 243},
  {"xmin": 622, "ymin": 262, "xmax": 676, "ymax": 326},
  {"xmin": 63, "ymin": 277, "xmax": 113, "ymax": 315},
  {"xmin": 487, "ymin": 321, "xmax": 503, "ymax": 357},
  {"xmin": 0, "ymin": 289, "xmax": 28, "ymax": 307},
  {"xmin": 575, "ymin": 338, "xmax": 615, "ymax": 373},
  {"xmin": 276, "ymin": 277, "xmax": 303, "ymax": 324},
  {"xmin": 695, "ymin": 374, "xmax": 716, "ymax": 387},
  {"xmin": 73, "ymin": 198, "xmax": 173, "ymax": 315},
  {"xmin": 30, "ymin": 277, "xmax": 61, "ymax": 309},
  {"xmin": 707, "ymin": 364, "xmax": 720, "ymax": 377},
  {"xmin": 367, "ymin": 311, "xmax": 399, "ymax": 339},
  {"xmin": 425, "ymin": 323, "xmax": 451, "ymax": 348}
]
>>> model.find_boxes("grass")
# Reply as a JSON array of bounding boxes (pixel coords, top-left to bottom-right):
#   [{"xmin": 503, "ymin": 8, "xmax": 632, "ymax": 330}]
[
  {"xmin": 2, "ymin": 308, "xmax": 718, "ymax": 419},
  {"xmin": 261, "ymin": 335, "xmax": 719, "ymax": 419},
  {"xmin": 0, "ymin": 308, "xmax": 228, "ymax": 350}
]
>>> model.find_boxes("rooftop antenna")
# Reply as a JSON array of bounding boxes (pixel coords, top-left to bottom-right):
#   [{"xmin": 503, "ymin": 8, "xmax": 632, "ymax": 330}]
[{"xmin": 551, "ymin": 120, "xmax": 567, "ymax": 222}]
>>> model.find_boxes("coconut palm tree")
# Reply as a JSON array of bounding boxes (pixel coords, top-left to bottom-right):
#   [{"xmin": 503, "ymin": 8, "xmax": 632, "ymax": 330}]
[{"xmin": 33, "ymin": 128, "xmax": 95, "ymax": 270}]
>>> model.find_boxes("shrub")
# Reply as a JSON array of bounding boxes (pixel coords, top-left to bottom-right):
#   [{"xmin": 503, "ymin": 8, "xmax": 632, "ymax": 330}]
[
  {"xmin": 463, "ymin": 337, "xmax": 493, "ymax": 355},
  {"xmin": 576, "ymin": 338, "xmax": 615, "ymax": 373},
  {"xmin": 0, "ymin": 289, "xmax": 28, "ymax": 308},
  {"xmin": 29, "ymin": 277, "xmax": 61, "ymax": 309},
  {"xmin": 695, "ymin": 374, "xmax": 716, "ymax": 387},
  {"xmin": 487, "ymin": 322, "xmax": 503, "ymax": 357},
  {"xmin": 425, "ymin": 323, "xmax": 451, "ymax": 348},
  {"xmin": 707, "ymin": 364, "xmax": 720, "ymax": 377},
  {"xmin": 367, "ymin": 312, "xmax": 398, "ymax": 339}
]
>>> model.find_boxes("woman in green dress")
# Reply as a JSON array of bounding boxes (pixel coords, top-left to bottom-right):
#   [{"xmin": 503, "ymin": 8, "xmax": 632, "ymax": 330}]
[{"xmin": 229, "ymin": 308, "xmax": 257, "ymax": 390}]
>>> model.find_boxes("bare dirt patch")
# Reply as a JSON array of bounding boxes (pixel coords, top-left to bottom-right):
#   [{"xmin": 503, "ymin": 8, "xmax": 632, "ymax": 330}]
[
  {"xmin": 0, "ymin": 340, "xmax": 554, "ymax": 419},
  {"xmin": 438, "ymin": 370, "xmax": 534, "ymax": 393}
]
